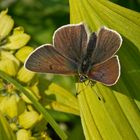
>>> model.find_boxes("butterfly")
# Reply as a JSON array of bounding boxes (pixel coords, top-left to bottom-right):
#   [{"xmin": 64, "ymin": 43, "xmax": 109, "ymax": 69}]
[{"xmin": 25, "ymin": 23, "xmax": 122, "ymax": 86}]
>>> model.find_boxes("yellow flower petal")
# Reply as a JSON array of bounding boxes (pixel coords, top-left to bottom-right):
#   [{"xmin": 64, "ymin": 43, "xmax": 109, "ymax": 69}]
[
  {"xmin": 0, "ymin": 59, "xmax": 19, "ymax": 76},
  {"xmin": 10, "ymin": 123, "xmax": 18, "ymax": 131},
  {"xmin": 17, "ymin": 66, "xmax": 35, "ymax": 83},
  {"xmin": 18, "ymin": 111, "xmax": 39, "ymax": 129},
  {"xmin": 15, "ymin": 46, "xmax": 34, "ymax": 63},
  {"xmin": 4, "ymin": 27, "xmax": 30, "ymax": 50},
  {"xmin": 1, "ymin": 51, "xmax": 20, "ymax": 66},
  {"xmin": 0, "ymin": 9, "xmax": 14, "ymax": 40},
  {"xmin": 30, "ymin": 82, "xmax": 41, "ymax": 100},
  {"xmin": 5, "ymin": 95, "xmax": 18, "ymax": 118},
  {"xmin": 0, "ymin": 96, "xmax": 8, "ymax": 113},
  {"xmin": 16, "ymin": 129, "xmax": 31, "ymax": 140}
]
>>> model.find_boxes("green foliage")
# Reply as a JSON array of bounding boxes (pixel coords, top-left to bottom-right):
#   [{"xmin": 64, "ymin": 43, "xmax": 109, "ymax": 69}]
[
  {"xmin": 0, "ymin": 0, "xmax": 69, "ymax": 46},
  {"xmin": 0, "ymin": 9, "xmax": 67, "ymax": 140},
  {"xmin": 0, "ymin": 112, "xmax": 16, "ymax": 140},
  {"xmin": 70, "ymin": 0, "xmax": 140, "ymax": 139},
  {"xmin": 0, "ymin": 0, "xmax": 140, "ymax": 140},
  {"xmin": 45, "ymin": 83, "xmax": 79, "ymax": 115}
]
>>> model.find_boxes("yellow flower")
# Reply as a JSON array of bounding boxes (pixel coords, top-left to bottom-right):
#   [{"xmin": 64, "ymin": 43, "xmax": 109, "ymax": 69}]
[
  {"xmin": 16, "ymin": 129, "xmax": 31, "ymax": 140},
  {"xmin": 18, "ymin": 111, "xmax": 39, "ymax": 129},
  {"xmin": 17, "ymin": 66, "xmax": 35, "ymax": 83},
  {"xmin": 4, "ymin": 95, "xmax": 18, "ymax": 118},
  {"xmin": 1, "ymin": 51, "xmax": 20, "ymax": 66},
  {"xmin": 0, "ymin": 9, "xmax": 14, "ymax": 40},
  {"xmin": 15, "ymin": 46, "xmax": 34, "ymax": 63},
  {"xmin": 4, "ymin": 27, "xmax": 30, "ymax": 50},
  {"xmin": 0, "ymin": 51, "xmax": 20, "ymax": 76},
  {"xmin": 0, "ymin": 59, "xmax": 19, "ymax": 76}
]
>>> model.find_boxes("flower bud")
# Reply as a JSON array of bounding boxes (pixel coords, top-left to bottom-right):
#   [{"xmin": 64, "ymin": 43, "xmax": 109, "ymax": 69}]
[
  {"xmin": 17, "ymin": 66, "xmax": 35, "ymax": 83},
  {"xmin": 10, "ymin": 122, "xmax": 18, "ymax": 131},
  {"xmin": 4, "ymin": 27, "xmax": 30, "ymax": 50},
  {"xmin": 0, "ymin": 9, "xmax": 14, "ymax": 40},
  {"xmin": 4, "ymin": 94, "xmax": 18, "ymax": 118},
  {"xmin": 30, "ymin": 82, "xmax": 41, "ymax": 100},
  {"xmin": 0, "ymin": 96, "xmax": 8, "ymax": 113},
  {"xmin": 15, "ymin": 46, "xmax": 34, "ymax": 63},
  {"xmin": 0, "ymin": 59, "xmax": 19, "ymax": 76},
  {"xmin": 18, "ymin": 111, "xmax": 39, "ymax": 129},
  {"xmin": 2, "ymin": 94, "xmax": 25, "ymax": 118},
  {"xmin": 1, "ymin": 51, "xmax": 20, "ymax": 66},
  {"xmin": 16, "ymin": 129, "xmax": 31, "ymax": 140}
]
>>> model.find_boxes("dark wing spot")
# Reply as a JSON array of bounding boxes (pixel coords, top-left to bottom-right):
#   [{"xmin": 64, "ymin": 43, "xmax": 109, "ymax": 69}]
[{"xmin": 49, "ymin": 65, "xmax": 53, "ymax": 70}]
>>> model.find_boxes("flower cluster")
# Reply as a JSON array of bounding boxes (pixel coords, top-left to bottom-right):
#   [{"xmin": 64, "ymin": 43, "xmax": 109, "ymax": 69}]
[{"xmin": 0, "ymin": 10, "xmax": 51, "ymax": 140}]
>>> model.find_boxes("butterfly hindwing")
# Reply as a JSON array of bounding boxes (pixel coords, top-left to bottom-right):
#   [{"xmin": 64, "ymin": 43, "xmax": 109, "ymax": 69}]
[
  {"xmin": 88, "ymin": 56, "xmax": 120, "ymax": 86},
  {"xmin": 25, "ymin": 44, "xmax": 78, "ymax": 75}
]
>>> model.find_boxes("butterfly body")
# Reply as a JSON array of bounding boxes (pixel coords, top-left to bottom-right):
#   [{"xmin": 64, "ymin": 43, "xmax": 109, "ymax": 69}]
[
  {"xmin": 79, "ymin": 32, "xmax": 97, "ymax": 75},
  {"xmin": 25, "ymin": 23, "xmax": 122, "ymax": 86}
]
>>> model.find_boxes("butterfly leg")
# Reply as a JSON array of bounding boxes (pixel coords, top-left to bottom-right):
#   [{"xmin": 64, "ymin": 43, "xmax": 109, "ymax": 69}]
[
  {"xmin": 76, "ymin": 80, "xmax": 89, "ymax": 96},
  {"xmin": 76, "ymin": 74, "xmax": 87, "ymax": 96}
]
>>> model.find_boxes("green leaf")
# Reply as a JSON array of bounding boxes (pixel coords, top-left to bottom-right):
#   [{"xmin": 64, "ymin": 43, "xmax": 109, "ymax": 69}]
[
  {"xmin": 77, "ymin": 82, "xmax": 140, "ymax": 140},
  {"xmin": 45, "ymin": 83, "xmax": 79, "ymax": 115},
  {"xmin": 69, "ymin": 0, "xmax": 140, "ymax": 139},
  {"xmin": 0, "ymin": 112, "xmax": 16, "ymax": 140},
  {"xmin": 70, "ymin": 0, "xmax": 140, "ymax": 50}
]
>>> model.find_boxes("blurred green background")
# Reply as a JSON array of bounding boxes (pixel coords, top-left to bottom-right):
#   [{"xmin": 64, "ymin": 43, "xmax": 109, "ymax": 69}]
[
  {"xmin": 0, "ymin": 0, "xmax": 69, "ymax": 46},
  {"xmin": 0, "ymin": 0, "xmax": 139, "ymax": 139}
]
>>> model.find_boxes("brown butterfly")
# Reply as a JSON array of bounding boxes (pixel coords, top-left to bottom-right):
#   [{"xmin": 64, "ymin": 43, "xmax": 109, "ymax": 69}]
[{"xmin": 25, "ymin": 23, "xmax": 122, "ymax": 86}]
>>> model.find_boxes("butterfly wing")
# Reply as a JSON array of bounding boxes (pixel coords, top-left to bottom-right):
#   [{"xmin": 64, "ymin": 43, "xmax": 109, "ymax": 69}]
[
  {"xmin": 53, "ymin": 23, "xmax": 88, "ymax": 64},
  {"xmin": 88, "ymin": 56, "xmax": 120, "ymax": 86},
  {"xmin": 25, "ymin": 44, "xmax": 78, "ymax": 75},
  {"xmin": 91, "ymin": 27, "xmax": 122, "ymax": 64}
]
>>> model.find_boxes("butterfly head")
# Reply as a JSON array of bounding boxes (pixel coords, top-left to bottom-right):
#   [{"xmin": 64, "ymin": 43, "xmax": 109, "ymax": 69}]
[{"xmin": 79, "ymin": 74, "xmax": 88, "ymax": 83}]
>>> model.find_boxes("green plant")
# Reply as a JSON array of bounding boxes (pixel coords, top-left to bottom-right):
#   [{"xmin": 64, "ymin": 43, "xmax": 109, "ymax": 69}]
[
  {"xmin": 0, "ymin": 0, "xmax": 140, "ymax": 139},
  {"xmin": 0, "ymin": 9, "xmax": 67, "ymax": 140},
  {"xmin": 69, "ymin": 0, "xmax": 140, "ymax": 139}
]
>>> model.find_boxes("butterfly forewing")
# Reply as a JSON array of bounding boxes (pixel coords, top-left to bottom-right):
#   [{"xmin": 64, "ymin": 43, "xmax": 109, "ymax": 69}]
[
  {"xmin": 88, "ymin": 56, "xmax": 120, "ymax": 86},
  {"xmin": 53, "ymin": 23, "xmax": 88, "ymax": 64},
  {"xmin": 25, "ymin": 44, "xmax": 78, "ymax": 75},
  {"xmin": 91, "ymin": 27, "xmax": 122, "ymax": 65}
]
